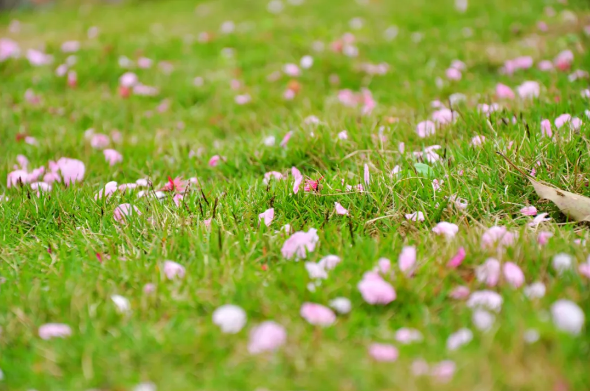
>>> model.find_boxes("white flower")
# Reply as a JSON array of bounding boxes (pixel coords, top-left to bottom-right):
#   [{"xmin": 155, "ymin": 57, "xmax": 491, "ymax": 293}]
[
  {"xmin": 551, "ymin": 300, "xmax": 585, "ymax": 335},
  {"xmin": 329, "ymin": 297, "xmax": 351, "ymax": 314},
  {"xmin": 212, "ymin": 304, "xmax": 247, "ymax": 334}
]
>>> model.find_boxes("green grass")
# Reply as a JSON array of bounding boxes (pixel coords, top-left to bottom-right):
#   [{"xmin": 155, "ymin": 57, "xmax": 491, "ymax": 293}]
[{"xmin": 1, "ymin": 0, "xmax": 590, "ymax": 389}]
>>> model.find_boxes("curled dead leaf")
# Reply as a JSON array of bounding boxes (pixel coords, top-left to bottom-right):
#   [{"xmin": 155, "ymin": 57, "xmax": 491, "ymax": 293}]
[{"xmin": 497, "ymin": 152, "xmax": 590, "ymax": 222}]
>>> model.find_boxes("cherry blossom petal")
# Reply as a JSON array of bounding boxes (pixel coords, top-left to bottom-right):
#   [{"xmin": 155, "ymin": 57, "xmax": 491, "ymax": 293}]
[
  {"xmin": 248, "ymin": 321, "xmax": 286, "ymax": 354},
  {"xmin": 300, "ymin": 302, "xmax": 336, "ymax": 326},
  {"xmin": 368, "ymin": 343, "xmax": 398, "ymax": 362},
  {"xmin": 212, "ymin": 304, "xmax": 247, "ymax": 334},
  {"xmin": 38, "ymin": 323, "xmax": 72, "ymax": 340}
]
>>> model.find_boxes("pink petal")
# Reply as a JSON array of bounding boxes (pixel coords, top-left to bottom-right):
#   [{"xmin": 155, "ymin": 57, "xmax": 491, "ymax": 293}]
[
  {"xmin": 378, "ymin": 257, "xmax": 391, "ymax": 274},
  {"xmin": 432, "ymin": 222, "xmax": 459, "ymax": 238},
  {"xmin": 520, "ymin": 206, "xmax": 537, "ymax": 216},
  {"xmin": 541, "ymin": 119, "xmax": 553, "ymax": 137},
  {"xmin": 163, "ymin": 260, "xmax": 186, "ymax": 280},
  {"xmin": 280, "ymin": 131, "xmax": 293, "ymax": 148},
  {"xmin": 38, "ymin": 323, "xmax": 72, "ymax": 340},
  {"xmin": 364, "ymin": 164, "xmax": 370, "ymax": 186},
  {"xmin": 103, "ymin": 149, "xmax": 123, "ymax": 166},
  {"xmin": 476, "ymin": 258, "xmax": 501, "ymax": 287},
  {"xmin": 258, "ymin": 208, "xmax": 275, "ymax": 227},
  {"xmin": 447, "ymin": 247, "xmax": 466, "ymax": 268},
  {"xmin": 496, "ymin": 83, "xmax": 515, "ymax": 99},
  {"xmin": 300, "ymin": 302, "xmax": 336, "ymax": 326},
  {"xmin": 368, "ymin": 343, "xmax": 398, "ymax": 362},
  {"xmin": 292, "ymin": 167, "xmax": 303, "ymax": 194},
  {"xmin": 248, "ymin": 321, "xmax": 286, "ymax": 354},
  {"xmin": 503, "ymin": 262, "xmax": 525, "ymax": 288},
  {"xmin": 281, "ymin": 228, "xmax": 319, "ymax": 260},
  {"xmin": 449, "ymin": 286, "xmax": 470, "ymax": 300},
  {"xmin": 416, "ymin": 120, "xmax": 436, "ymax": 138},
  {"xmin": 537, "ymin": 231, "xmax": 553, "ymax": 246},
  {"xmin": 398, "ymin": 246, "xmax": 416, "ymax": 275},
  {"xmin": 334, "ymin": 202, "xmax": 349, "ymax": 215},
  {"xmin": 114, "ymin": 203, "xmax": 141, "ymax": 223},
  {"xmin": 358, "ymin": 274, "xmax": 396, "ymax": 305}
]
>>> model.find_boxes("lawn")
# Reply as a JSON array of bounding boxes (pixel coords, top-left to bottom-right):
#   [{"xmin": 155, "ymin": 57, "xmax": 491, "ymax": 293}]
[{"xmin": 1, "ymin": 0, "xmax": 590, "ymax": 389}]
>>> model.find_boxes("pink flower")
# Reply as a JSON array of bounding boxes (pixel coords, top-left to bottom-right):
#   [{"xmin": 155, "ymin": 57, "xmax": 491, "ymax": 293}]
[
  {"xmin": 104, "ymin": 149, "xmax": 123, "ymax": 166},
  {"xmin": 555, "ymin": 114, "xmax": 571, "ymax": 128},
  {"xmin": 496, "ymin": 83, "xmax": 515, "ymax": 99},
  {"xmin": 119, "ymin": 72, "xmax": 138, "ymax": 87},
  {"xmin": 368, "ymin": 343, "xmax": 398, "ymax": 362},
  {"xmin": 163, "ymin": 260, "xmax": 186, "ymax": 280},
  {"xmin": 113, "ymin": 203, "xmax": 141, "ymax": 222},
  {"xmin": 357, "ymin": 273, "xmax": 396, "ymax": 305},
  {"xmin": 481, "ymin": 226, "xmax": 516, "ymax": 248},
  {"xmin": 38, "ymin": 323, "xmax": 72, "ymax": 340},
  {"xmin": 300, "ymin": 302, "xmax": 336, "ymax": 326},
  {"xmin": 364, "ymin": 163, "xmax": 370, "ymax": 185},
  {"xmin": 292, "ymin": 167, "xmax": 303, "ymax": 194},
  {"xmin": 445, "ymin": 68, "xmax": 462, "ymax": 80},
  {"xmin": 528, "ymin": 213, "xmax": 551, "ymax": 227},
  {"xmin": 503, "ymin": 262, "xmax": 525, "ymax": 288},
  {"xmin": 281, "ymin": 228, "xmax": 319, "ymax": 259},
  {"xmin": 537, "ymin": 231, "xmax": 553, "ymax": 246},
  {"xmin": 449, "ymin": 286, "xmax": 470, "ymax": 299},
  {"xmin": 248, "ymin": 321, "xmax": 286, "ymax": 354},
  {"xmin": 447, "ymin": 247, "xmax": 466, "ymax": 268},
  {"xmin": 398, "ymin": 246, "xmax": 416, "ymax": 275},
  {"xmin": 335, "ymin": 202, "xmax": 349, "ymax": 215},
  {"xmin": 416, "ymin": 120, "xmax": 435, "ymax": 138},
  {"xmin": 517, "ymin": 81, "xmax": 540, "ymax": 99},
  {"xmin": 430, "ymin": 360, "xmax": 456, "ymax": 383},
  {"xmin": 432, "ymin": 222, "xmax": 459, "ymax": 238},
  {"xmin": 520, "ymin": 206, "xmax": 537, "ymax": 216},
  {"xmin": 405, "ymin": 211, "xmax": 425, "ymax": 222},
  {"xmin": 208, "ymin": 155, "xmax": 221, "ymax": 167},
  {"xmin": 258, "ymin": 208, "xmax": 275, "ymax": 227},
  {"xmin": 476, "ymin": 258, "xmax": 501, "ymax": 287},
  {"xmin": 280, "ymin": 131, "xmax": 293, "ymax": 148},
  {"xmin": 55, "ymin": 158, "xmax": 85, "ymax": 186}
]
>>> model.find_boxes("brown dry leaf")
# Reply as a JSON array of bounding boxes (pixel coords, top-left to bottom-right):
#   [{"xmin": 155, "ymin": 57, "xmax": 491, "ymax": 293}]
[{"xmin": 497, "ymin": 152, "xmax": 590, "ymax": 222}]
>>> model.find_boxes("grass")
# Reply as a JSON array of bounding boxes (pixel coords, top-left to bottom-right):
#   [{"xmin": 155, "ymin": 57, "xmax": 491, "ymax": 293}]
[{"xmin": 1, "ymin": 0, "xmax": 590, "ymax": 389}]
